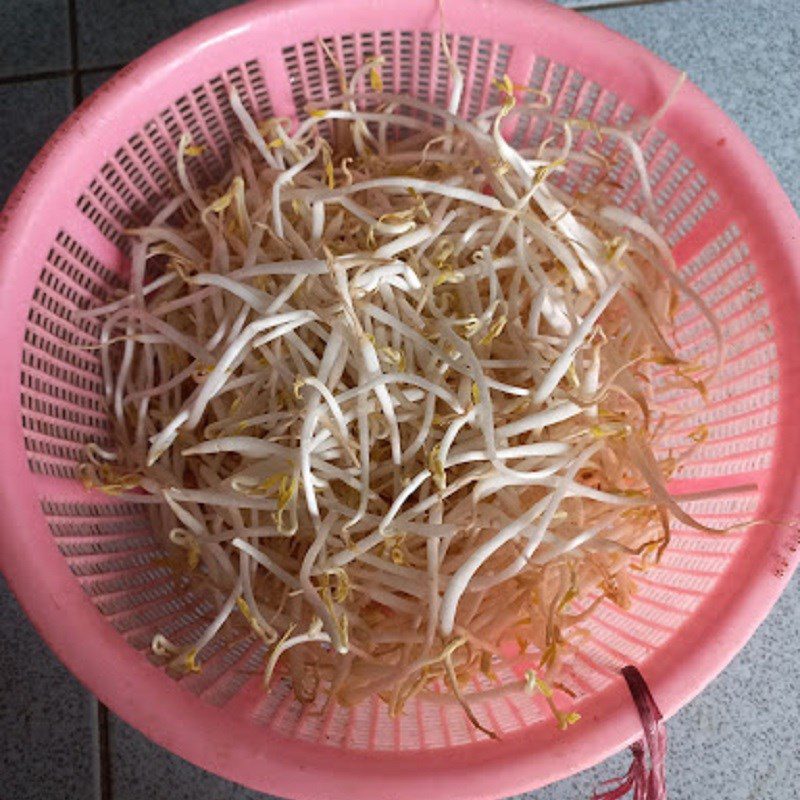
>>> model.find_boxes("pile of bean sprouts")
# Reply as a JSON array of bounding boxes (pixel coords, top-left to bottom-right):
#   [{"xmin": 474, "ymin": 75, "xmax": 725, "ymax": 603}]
[{"xmin": 79, "ymin": 49, "xmax": 728, "ymax": 731}]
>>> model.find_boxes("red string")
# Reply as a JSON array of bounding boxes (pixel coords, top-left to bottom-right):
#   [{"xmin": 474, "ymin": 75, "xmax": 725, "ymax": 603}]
[{"xmin": 592, "ymin": 666, "xmax": 667, "ymax": 800}]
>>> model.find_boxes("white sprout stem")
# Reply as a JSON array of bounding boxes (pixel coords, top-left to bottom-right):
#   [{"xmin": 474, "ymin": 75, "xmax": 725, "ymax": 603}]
[
  {"xmin": 185, "ymin": 311, "xmax": 317, "ymax": 429},
  {"xmin": 299, "ymin": 329, "xmax": 345, "ymax": 521},
  {"xmin": 182, "ymin": 437, "xmax": 293, "ymax": 459},
  {"xmin": 176, "ymin": 134, "xmax": 206, "ymax": 211},
  {"xmin": 472, "ymin": 441, "xmax": 606, "ymax": 590},
  {"xmin": 192, "ymin": 572, "xmax": 244, "ymax": 655},
  {"xmin": 272, "ymin": 142, "xmax": 322, "ymax": 239},
  {"xmin": 263, "ymin": 628, "xmax": 332, "ymax": 688},
  {"xmin": 534, "ymin": 273, "xmax": 625, "ymax": 404},
  {"xmin": 600, "ymin": 205, "xmax": 724, "ymax": 375},
  {"xmin": 532, "ymin": 521, "xmax": 610, "ymax": 563},
  {"xmin": 495, "ymin": 401, "xmax": 582, "ymax": 438},
  {"xmin": 358, "ymin": 336, "xmax": 402, "ymax": 465},
  {"xmin": 379, "ymin": 469, "xmax": 431, "ymax": 535},
  {"xmin": 334, "ymin": 371, "xmax": 463, "ymax": 412},
  {"xmin": 231, "ymin": 538, "xmax": 301, "ymax": 590},
  {"xmin": 439, "ymin": 495, "xmax": 553, "ymax": 636},
  {"xmin": 299, "ymin": 512, "xmax": 347, "ymax": 652},
  {"xmin": 306, "ymin": 177, "xmax": 504, "ymax": 211},
  {"xmin": 228, "ymin": 88, "xmax": 279, "ymax": 169}
]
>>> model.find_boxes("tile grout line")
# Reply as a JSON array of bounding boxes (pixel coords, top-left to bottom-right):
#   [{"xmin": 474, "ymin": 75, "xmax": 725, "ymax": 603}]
[
  {"xmin": 0, "ymin": 69, "xmax": 80, "ymax": 87},
  {"xmin": 565, "ymin": 0, "xmax": 678, "ymax": 11},
  {"xmin": 89, "ymin": 696, "xmax": 101, "ymax": 800},
  {"xmin": 69, "ymin": 7, "xmax": 108, "ymax": 798},
  {"xmin": 98, "ymin": 702, "xmax": 113, "ymax": 800},
  {"xmin": 91, "ymin": 697, "xmax": 113, "ymax": 800},
  {"xmin": 67, "ymin": 0, "xmax": 81, "ymax": 105},
  {"xmin": 0, "ymin": 63, "xmax": 131, "ymax": 88}
]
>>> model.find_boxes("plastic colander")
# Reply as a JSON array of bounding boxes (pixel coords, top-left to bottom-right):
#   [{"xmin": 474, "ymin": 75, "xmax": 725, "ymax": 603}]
[{"xmin": 1, "ymin": 0, "xmax": 799, "ymax": 798}]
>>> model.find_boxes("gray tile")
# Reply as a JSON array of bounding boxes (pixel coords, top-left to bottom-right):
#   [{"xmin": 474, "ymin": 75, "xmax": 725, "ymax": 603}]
[
  {"xmin": 0, "ymin": 0, "xmax": 71, "ymax": 79},
  {"xmin": 662, "ymin": 576, "xmax": 800, "ymax": 800},
  {"xmin": 0, "ymin": 578, "xmax": 96, "ymax": 800},
  {"xmin": 80, "ymin": 68, "xmax": 119, "ymax": 99},
  {"xmin": 588, "ymin": 0, "xmax": 800, "ymax": 210},
  {"xmin": 76, "ymin": 0, "xmax": 241, "ymax": 68},
  {"xmin": 514, "ymin": 749, "xmax": 631, "ymax": 799},
  {"xmin": 0, "ymin": 77, "xmax": 73, "ymax": 204},
  {"xmin": 108, "ymin": 714, "xmax": 271, "ymax": 800}
]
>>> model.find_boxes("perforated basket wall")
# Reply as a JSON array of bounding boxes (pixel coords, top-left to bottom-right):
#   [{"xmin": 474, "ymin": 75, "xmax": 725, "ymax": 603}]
[{"xmin": 1, "ymin": 2, "xmax": 799, "ymax": 799}]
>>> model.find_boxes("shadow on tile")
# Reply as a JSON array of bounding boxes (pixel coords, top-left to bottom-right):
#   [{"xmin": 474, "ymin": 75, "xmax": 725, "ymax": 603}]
[
  {"xmin": 77, "ymin": 0, "xmax": 241, "ymax": 68},
  {"xmin": 0, "ymin": 577, "xmax": 96, "ymax": 800},
  {"xmin": 73, "ymin": 0, "xmax": 678, "ymax": 71},
  {"xmin": 80, "ymin": 68, "xmax": 120, "ymax": 100},
  {"xmin": 108, "ymin": 714, "xmax": 272, "ymax": 800},
  {"xmin": 0, "ymin": 0, "xmax": 71, "ymax": 79},
  {"xmin": 0, "ymin": 78, "xmax": 73, "ymax": 204}
]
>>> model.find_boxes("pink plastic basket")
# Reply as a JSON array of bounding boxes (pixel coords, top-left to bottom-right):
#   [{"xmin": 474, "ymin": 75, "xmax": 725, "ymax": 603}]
[{"xmin": 1, "ymin": 1, "xmax": 799, "ymax": 798}]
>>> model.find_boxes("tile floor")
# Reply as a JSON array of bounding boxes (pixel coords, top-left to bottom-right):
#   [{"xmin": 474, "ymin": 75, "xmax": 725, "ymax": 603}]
[{"xmin": 0, "ymin": 1, "xmax": 798, "ymax": 798}]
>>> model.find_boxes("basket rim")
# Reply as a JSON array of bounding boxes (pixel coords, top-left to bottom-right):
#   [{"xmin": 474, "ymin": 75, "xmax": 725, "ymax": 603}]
[{"xmin": 1, "ymin": 1, "xmax": 799, "ymax": 798}]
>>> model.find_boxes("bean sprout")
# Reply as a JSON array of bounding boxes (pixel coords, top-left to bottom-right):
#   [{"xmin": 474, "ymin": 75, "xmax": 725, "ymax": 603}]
[{"xmin": 80, "ymin": 47, "xmax": 740, "ymax": 732}]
